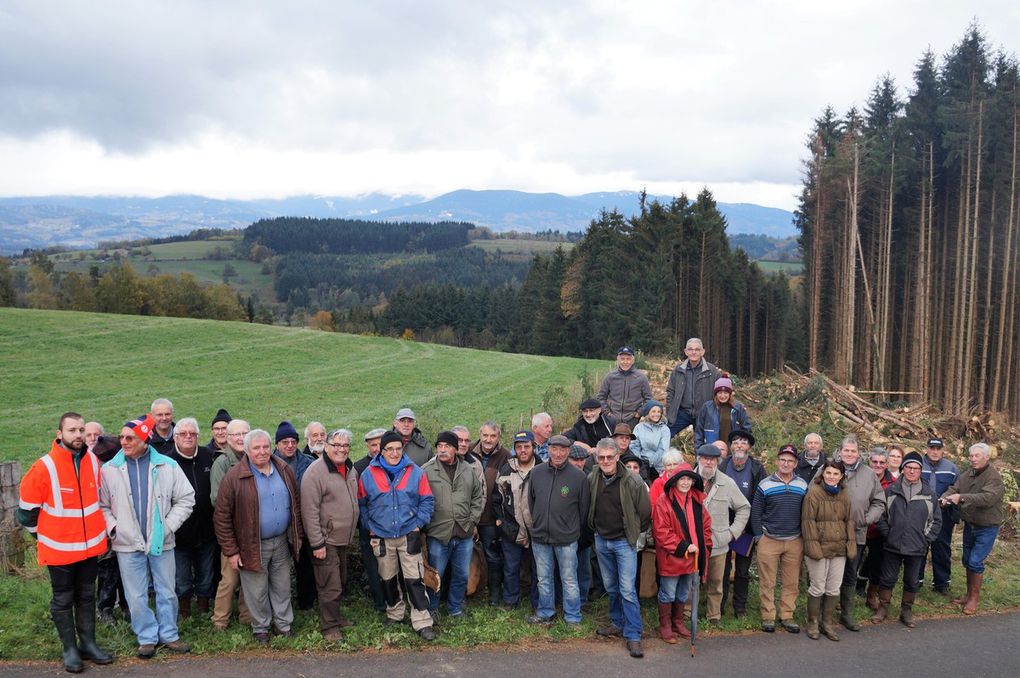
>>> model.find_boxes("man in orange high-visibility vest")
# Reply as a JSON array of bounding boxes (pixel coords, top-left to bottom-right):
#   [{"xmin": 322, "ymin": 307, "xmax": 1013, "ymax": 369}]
[{"xmin": 18, "ymin": 412, "xmax": 114, "ymax": 673}]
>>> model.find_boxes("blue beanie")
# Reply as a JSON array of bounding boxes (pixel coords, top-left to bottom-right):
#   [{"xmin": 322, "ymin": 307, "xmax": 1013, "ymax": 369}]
[
  {"xmin": 275, "ymin": 420, "xmax": 299, "ymax": 443},
  {"xmin": 642, "ymin": 400, "xmax": 664, "ymax": 416}
]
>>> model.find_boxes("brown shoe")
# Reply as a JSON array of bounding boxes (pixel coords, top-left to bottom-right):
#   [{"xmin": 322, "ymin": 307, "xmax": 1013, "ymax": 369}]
[
  {"xmin": 160, "ymin": 640, "xmax": 191, "ymax": 654},
  {"xmin": 322, "ymin": 628, "xmax": 344, "ymax": 642},
  {"xmin": 136, "ymin": 644, "xmax": 156, "ymax": 659},
  {"xmin": 196, "ymin": 597, "xmax": 210, "ymax": 615}
]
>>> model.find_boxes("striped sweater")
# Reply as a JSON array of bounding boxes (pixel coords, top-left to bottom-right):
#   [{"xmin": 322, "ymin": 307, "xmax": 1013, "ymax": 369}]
[{"xmin": 750, "ymin": 473, "xmax": 808, "ymax": 540}]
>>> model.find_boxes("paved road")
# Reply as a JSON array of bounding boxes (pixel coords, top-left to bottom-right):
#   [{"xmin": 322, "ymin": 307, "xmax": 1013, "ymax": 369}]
[{"xmin": 4, "ymin": 612, "xmax": 1018, "ymax": 677}]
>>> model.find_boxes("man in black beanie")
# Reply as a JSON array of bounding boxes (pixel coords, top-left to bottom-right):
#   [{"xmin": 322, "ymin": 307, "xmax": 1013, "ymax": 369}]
[{"xmin": 208, "ymin": 409, "xmax": 232, "ymax": 453}]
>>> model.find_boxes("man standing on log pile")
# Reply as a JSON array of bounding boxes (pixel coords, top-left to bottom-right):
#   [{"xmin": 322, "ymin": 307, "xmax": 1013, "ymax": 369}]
[
  {"xmin": 665, "ymin": 338, "xmax": 721, "ymax": 438},
  {"xmin": 18, "ymin": 412, "xmax": 114, "ymax": 673}
]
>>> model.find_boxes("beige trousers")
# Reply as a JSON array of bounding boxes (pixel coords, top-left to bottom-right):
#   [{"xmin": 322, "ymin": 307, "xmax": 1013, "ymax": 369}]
[{"xmin": 755, "ymin": 535, "xmax": 804, "ymax": 622}]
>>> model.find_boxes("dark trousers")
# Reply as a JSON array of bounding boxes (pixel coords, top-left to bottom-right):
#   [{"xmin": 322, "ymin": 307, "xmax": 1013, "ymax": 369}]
[
  {"xmin": 721, "ymin": 546, "xmax": 754, "ymax": 613},
  {"xmin": 49, "ymin": 556, "xmax": 99, "ymax": 616},
  {"xmin": 312, "ymin": 544, "xmax": 349, "ymax": 633},
  {"xmin": 478, "ymin": 524, "xmax": 503, "ymax": 577},
  {"xmin": 864, "ymin": 536, "xmax": 886, "ymax": 585},
  {"xmin": 919, "ymin": 517, "xmax": 957, "ymax": 589},
  {"xmin": 841, "ymin": 547, "xmax": 864, "ymax": 588},
  {"xmin": 668, "ymin": 409, "xmax": 697, "ymax": 438},
  {"xmin": 880, "ymin": 550, "xmax": 923, "ymax": 593},
  {"xmin": 295, "ymin": 539, "xmax": 317, "ymax": 609},
  {"xmin": 174, "ymin": 541, "xmax": 216, "ymax": 599},
  {"xmin": 96, "ymin": 555, "xmax": 125, "ymax": 612},
  {"xmin": 358, "ymin": 527, "xmax": 386, "ymax": 611},
  {"xmin": 501, "ymin": 537, "xmax": 538, "ymax": 608}
]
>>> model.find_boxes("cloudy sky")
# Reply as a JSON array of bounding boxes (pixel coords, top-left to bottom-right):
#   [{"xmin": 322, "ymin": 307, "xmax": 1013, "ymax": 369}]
[{"xmin": 0, "ymin": 1, "xmax": 1016, "ymax": 210}]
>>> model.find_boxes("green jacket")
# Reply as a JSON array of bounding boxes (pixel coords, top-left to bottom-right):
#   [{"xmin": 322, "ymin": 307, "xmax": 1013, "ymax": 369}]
[
  {"xmin": 945, "ymin": 464, "xmax": 1006, "ymax": 527},
  {"xmin": 586, "ymin": 462, "xmax": 652, "ymax": 548},
  {"xmin": 422, "ymin": 456, "xmax": 484, "ymax": 545}
]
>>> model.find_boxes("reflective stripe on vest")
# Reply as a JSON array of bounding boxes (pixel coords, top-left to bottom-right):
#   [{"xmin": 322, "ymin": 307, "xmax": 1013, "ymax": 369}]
[{"xmin": 37, "ymin": 530, "xmax": 107, "ymax": 552}]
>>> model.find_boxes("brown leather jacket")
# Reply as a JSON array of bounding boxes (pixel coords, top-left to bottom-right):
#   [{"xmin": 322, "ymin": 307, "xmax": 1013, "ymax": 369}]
[{"xmin": 213, "ymin": 455, "xmax": 303, "ymax": 572}]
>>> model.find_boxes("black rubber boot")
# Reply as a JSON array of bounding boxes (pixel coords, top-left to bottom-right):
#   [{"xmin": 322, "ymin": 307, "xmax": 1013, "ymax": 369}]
[
  {"xmin": 76, "ymin": 603, "xmax": 114, "ymax": 664},
  {"xmin": 839, "ymin": 585, "xmax": 860, "ymax": 631},
  {"xmin": 52, "ymin": 610, "xmax": 83, "ymax": 673}
]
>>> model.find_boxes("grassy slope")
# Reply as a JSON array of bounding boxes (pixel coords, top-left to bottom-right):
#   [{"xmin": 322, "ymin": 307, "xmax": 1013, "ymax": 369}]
[{"xmin": 0, "ymin": 308, "xmax": 607, "ymax": 467}]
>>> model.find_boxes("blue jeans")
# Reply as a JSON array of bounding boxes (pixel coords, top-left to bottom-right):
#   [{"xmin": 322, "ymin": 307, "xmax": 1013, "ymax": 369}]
[
  {"xmin": 427, "ymin": 536, "xmax": 474, "ymax": 614},
  {"xmin": 501, "ymin": 538, "xmax": 538, "ymax": 608},
  {"xmin": 668, "ymin": 409, "xmax": 696, "ymax": 438},
  {"xmin": 532, "ymin": 541, "xmax": 581, "ymax": 623},
  {"xmin": 594, "ymin": 535, "xmax": 642, "ymax": 640},
  {"xmin": 962, "ymin": 524, "xmax": 999, "ymax": 574},
  {"xmin": 174, "ymin": 541, "xmax": 216, "ymax": 599},
  {"xmin": 117, "ymin": 549, "xmax": 179, "ymax": 645},
  {"xmin": 658, "ymin": 573, "xmax": 695, "ymax": 604},
  {"xmin": 576, "ymin": 545, "xmax": 592, "ymax": 603}
]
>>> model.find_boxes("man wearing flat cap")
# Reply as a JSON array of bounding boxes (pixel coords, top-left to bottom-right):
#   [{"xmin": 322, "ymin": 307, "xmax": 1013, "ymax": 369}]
[
  {"xmin": 100, "ymin": 414, "xmax": 195, "ymax": 658},
  {"xmin": 565, "ymin": 399, "xmax": 617, "ymax": 452},
  {"xmin": 597, "ymin": 346, "xmax": 652, "ymax": 429},
  {"xmin": 358, "ymin": 431, "xmax": 437, "ymax": 640},
  {"xmin": 695, "ymin": 443, "xmax": 750, "ymax": 624}
]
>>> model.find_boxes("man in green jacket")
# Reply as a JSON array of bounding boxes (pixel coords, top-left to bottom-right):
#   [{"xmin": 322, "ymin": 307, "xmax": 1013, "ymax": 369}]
[
  {"xmin": 422, "ymin": 431, "xmax": 484, "ymax": 619},
  {"xmin": 588, "ymin": 438, "xmax": 652, "ymax": 659}
]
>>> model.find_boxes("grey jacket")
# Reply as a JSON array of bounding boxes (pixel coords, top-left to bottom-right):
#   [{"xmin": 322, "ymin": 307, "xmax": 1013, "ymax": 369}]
[
  {"xmin": 300, "ymin": 457, "xmax": 360, "ymax": 549},
  {"xmin": 597, "ymin": 367, "xmax": 653, "ymax": 424},
  {"xmin": 816, "ymin": 460, "xmax": 886, "ymax": 545},
  {"xmin": 701, "ymin": 470, "xmax": 751, "ymax": 557},
  {"xmin": 99, "ymin": 447, "xmax": 196, "ymax": 555},
  {"xmin": 665, "ymin": 359, "xmax": 721, "ymax": 425}
]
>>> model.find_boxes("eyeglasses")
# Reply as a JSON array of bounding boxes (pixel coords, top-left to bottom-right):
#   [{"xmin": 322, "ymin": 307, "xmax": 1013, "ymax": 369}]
[
  {"xmin": 870, "ymin": 460, "xmax": 887, "ymax": 465},
  {"xmin": 327, "ymin": 442, "xmax": 351, "ymax": 449},
  {"xmin": 596, "ymin": 455, "xmax": 617, "ymax": 461},
  {"xmin": 176, "ymin": 431, "xmax": 197, "ymax": 437},
  {"xmin": 227, "ymin": 432, "xmax": 248, "ymax": 438}
]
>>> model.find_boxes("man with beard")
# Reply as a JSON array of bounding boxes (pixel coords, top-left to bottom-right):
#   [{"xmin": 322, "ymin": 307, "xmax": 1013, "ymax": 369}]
[
  {"xmin": 392, "ymin": 408, "xmax": 434, "ymax": 466},
  {"xmin": 210, "ymin": 419, "xmax": 252, "ymax": 630},
  {"xmin": 168, "ymin": 417, "xmax": 216, "ymax": 619},
  {"xmin": 469, "ymin": 421, "xmax": 511, "ymax": 605},
  {"xmin": 795, "ymin": 433, "xmax": 825, "ymax": 484},
  {"xmin": 208, "ymin": 409, "xmax": 232, "ymax": 454},
  {"xmin": 718, "ymin": 430, "xmax": 766, "ymax": 618},
  {"xmin": 19, "ymin": 413, "xmax": 114, "ymax": 673},
  {"xmin": 565, "ymin": 399, "xmax": 617, "ymax": 452},
  {"xmin": 493, "ymin": 431, "xmax": 540, "ymax": 609},
  {"xmin": 303, "ymin": 422, "xmax": 327, "ymax": 458},
  {"xmin": 695, "ymin": 443, "xmax": 750, "ymax": 624}
]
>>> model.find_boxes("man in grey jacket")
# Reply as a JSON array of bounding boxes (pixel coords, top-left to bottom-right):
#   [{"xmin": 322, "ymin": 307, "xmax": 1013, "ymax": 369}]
[
  {"xmin": 665, "ymin": 338, "xmax": 722, "ymax": 437},
  {"xmin": 99, "ymin": 414, "xmax": 195, "ymax": 659},
  {"xmin": 828, "ymin": 435, "xmax": 885, "ymax": 631},
  {"xmin": 696, "ymin": 443, "xmax": 750, "ymax": 624},
  {"xmin": 597, "ymin": 346, "xmax": 653, "ymax": 428}
]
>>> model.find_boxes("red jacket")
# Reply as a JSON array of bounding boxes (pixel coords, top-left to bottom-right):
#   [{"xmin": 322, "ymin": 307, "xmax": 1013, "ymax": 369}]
[{"xmin": 652, "ymin": 474, "xmax": 712, "ymax": 579}]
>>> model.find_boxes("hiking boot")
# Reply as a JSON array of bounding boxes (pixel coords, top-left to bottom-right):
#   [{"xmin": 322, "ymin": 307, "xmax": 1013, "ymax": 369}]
[
  {"xmin": 159, "ymin": 640, "xmax": 191, "ymax": 654},
  {"xmin": 253, "ymin": 632, "xmax": 270, "ymax": 645},
  {"xmin": 899, "ymin": 591, "xmax": 917, "ymax": 628},
  {"xmin": 780, "ymin": 619, "xmax": 800, "ymax": 633},
  {"xmin": 136, "ymin": 644, "xmax": 156, "ymax": 659},
  {"xmin": 761, "ymin": 620, "xmax": 776, "ymax": 633},
  {"xmin": 418, "ymin": 626, "xmax": 437, "ymax": 641},
  {"xmin": 322, "ymin": 628, "xmax": 344, "ymax": 642},
  {"xmin": 627, "ymin": 640, "xmax": 644, "ymax": 658},
  {"xmin": 597, "ymin": 623, "xmax": 623, "ymax": 637}
]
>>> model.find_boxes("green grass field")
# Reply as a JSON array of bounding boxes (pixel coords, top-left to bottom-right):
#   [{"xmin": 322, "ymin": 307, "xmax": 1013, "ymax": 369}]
[
  {"xmin": 469, "ymin": 239, "xmax": 575, "ymax": 257},
  {"xmin": 756, "ymin": 260, "xmax": 803, "ymax": 274},
  {"xmin": 0, "ymin": 308, "xmax": 607, "ymax": 466}
]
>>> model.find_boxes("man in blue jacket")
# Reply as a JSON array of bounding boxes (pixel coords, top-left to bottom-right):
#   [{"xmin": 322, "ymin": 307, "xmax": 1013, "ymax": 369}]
[
  {"xmin": 358, "ymin": 431, "xmax": 436, "ymax": 640},
  {"xmin": 917, "ymin": 437, "xmax": 959, "ymax": 595}
]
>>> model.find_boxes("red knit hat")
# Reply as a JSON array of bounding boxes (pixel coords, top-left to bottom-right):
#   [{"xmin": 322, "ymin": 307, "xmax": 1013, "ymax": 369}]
[{"xmin": 124, "ymin": 414, "xmax": 156, "ymax": 442}]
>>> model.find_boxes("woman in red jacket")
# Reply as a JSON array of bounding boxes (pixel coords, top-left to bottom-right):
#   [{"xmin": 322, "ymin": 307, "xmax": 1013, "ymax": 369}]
[{"xmin": 652, "ymin": 463, "xmax": 712, "ymax": 644}]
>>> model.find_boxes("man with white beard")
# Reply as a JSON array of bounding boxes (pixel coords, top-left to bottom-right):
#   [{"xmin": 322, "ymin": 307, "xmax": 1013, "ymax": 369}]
[
  {"xmin": 718, "ymin": 430, "xmax": 766, "ymax": 618},
  {"xmin": 303, "ymin": 422, "xmax": 327, "ymax": 457},
  {"xmin": 695, "ymin": 443, "xmax": 750, "ymax": 624}
]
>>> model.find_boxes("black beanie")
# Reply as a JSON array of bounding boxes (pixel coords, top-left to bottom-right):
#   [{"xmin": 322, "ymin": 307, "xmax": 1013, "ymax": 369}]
[
  {"xmin": 435, "ymin": 431, "xmax": 460, "ymax": 449},
  {"xmin": 211, "ymin": 408, "xmax": 232, "ymax": 425},
  {"xmin": 379, "ymin": 431, "xmax": 404, "ymax": 450}
]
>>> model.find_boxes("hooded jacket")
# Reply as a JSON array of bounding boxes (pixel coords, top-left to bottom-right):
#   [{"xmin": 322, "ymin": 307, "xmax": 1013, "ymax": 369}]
[
  {"xmin": 652, "ymin": 466, "xmax": 712, "ymax": 578},
  {"xmin": 631, "ymin": 420, "xmax": 671, "ymax": 473},
  {"xmin": 801, "ymin": 481, "xmax": 856, "ymax": 560}
]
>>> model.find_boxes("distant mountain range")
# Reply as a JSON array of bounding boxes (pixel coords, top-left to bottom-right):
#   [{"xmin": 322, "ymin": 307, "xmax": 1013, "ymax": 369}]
[{"xmin": 0, "ymin": 190, "xmax": 796, "ymax": 254}]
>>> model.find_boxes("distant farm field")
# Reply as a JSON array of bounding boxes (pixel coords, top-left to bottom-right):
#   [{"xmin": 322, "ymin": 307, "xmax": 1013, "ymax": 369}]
[
  {"xmin": 469, "ymin": 238, "xmax": 574, "ymax": 257},
  {"xmin": 756, "ymin": 259, "xmax": 803, "ymax": 274},
  {"xmin": 0, "ymin": 308, "xmax": 606, "ymax": 466}
]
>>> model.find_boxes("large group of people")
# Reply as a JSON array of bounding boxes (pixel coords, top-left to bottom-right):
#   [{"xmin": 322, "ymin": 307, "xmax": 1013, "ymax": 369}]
[{"xmin": 17, "ymin": 339, "xmax": 1007, "ymax": 671}]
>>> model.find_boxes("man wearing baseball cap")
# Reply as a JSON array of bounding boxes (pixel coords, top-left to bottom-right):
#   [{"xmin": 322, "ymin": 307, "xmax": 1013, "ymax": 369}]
[
  {"xmin": 750, "ymin": 444, "xmax": 808, "ymax": 633},
  {"xmin": 492, "ymin": 431, "xmax": 541, "ymax": 608},
  {"xmin": 597, "ymin": 346, "xmax": 653, "ymax": 429},
  {"xmin": 392, "ymin": 408, "xmax": 434, "ymax": 467},
  {"xmin": 918, "ymin": 437, "xmax": 959, "ymax": 595}
]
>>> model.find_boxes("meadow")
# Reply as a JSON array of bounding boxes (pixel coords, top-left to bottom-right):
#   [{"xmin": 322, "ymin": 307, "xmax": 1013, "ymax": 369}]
[{"xmin": 0, "ymin": 307, "xmax": 607, "ymax": 466}]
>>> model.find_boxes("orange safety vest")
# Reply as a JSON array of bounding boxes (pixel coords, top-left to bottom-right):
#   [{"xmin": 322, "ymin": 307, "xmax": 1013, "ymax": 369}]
[{"xmin": 19, "ymin": 440, "xmax": 108, "ymax": 566}]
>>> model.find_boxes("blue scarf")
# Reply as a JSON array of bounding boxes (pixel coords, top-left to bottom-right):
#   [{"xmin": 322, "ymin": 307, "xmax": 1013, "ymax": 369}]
[
  {"xmin": 823, "ymin": 483, "xmax": 841, "ymax": 495},
  {"xmin": 377, "ymin": 454, "xmax": 404, "ymax": 478}
]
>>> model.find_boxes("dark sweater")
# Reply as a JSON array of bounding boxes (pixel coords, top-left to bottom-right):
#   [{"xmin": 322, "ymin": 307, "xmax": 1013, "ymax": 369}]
[{"xmin": 528, "ymin": 461, "xmax": 591, "ymax": 545}]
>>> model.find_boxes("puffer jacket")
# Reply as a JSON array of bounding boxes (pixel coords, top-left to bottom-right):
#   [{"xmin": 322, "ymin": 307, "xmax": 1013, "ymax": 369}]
[
  {"xmin": 422, "ymin": 456, "xmax": 484, "ymax": 544},
  {"xmin": 300, "ymin": 456, "xmax": 359, "ymax": 549},
  {"xmin": 701, "ymin": 470, "xmax": 750, "ymax": 557},
  {"xmin": 694, "ymin": 399, "xmax": 753, "ymax": 448},
  {"xmin": 877, "ymin": 478, "xmax": 942, "ymax": 556},
  {"xmin": 100, "ymin": 447, "xmax": 196, "ymax": 555},
  {"xmin": 597, "ymin": 367, "xmax": 652, "ymax": 424},
  {"xmin": 801, "ymin": 482, "xmax": 856, "ymax": 560},
  {"xmin": 631, "ymin": 420, "xmax": 671, "ymax": 473},
  {"xmin": 357, "ymin": 454, "xmax": 434, "ymax": 538},
  {"xmin": 492, "ymin": 458, "xmax": 538, "ymax": 546}
]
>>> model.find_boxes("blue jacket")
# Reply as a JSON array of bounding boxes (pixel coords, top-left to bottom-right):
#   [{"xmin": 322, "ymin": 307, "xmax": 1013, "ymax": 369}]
[
  {"xmin": 275, "ymin": 449, "xmax": 314, "ymax": 487},
  {"xmin": 631, "ymin": 420, "xmax": 671, "ymax": 472},
  {"xmin": 694, "ymin": 399, "xmax": 753, "ymax": 448},
  {"xmin": 357, "ymin": 454, "xmax": 434, "ymax": 538}
]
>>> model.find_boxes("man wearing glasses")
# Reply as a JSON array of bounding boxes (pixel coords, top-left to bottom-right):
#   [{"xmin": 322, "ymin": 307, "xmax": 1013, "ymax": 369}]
[
  {"xmin": 301, "ymin": 428, "xmax": 360, "ymax": 641},
  {"xmin": 665, "ymin": 338, "xmax": 721, "ymax": 438},
  {"xmin": 210, "ymin": 419, "xmax": 252, "ymax": 630},
  {"xmin": 168, "ymin": 417, "xmax": 216, "ymax": 619}
]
